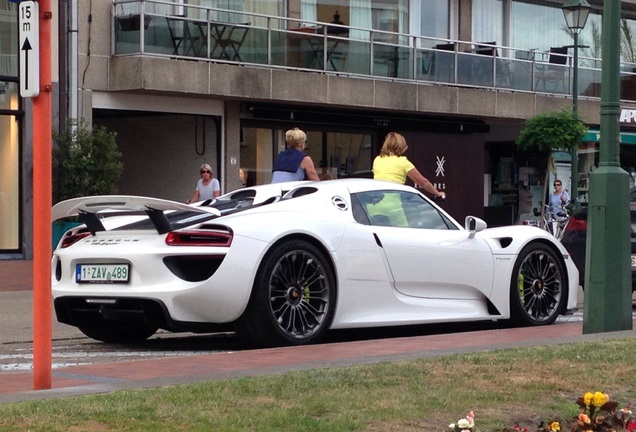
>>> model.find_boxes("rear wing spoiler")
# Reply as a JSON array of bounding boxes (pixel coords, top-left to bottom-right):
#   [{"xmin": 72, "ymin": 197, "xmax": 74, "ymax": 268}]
[{"xmin": 52, "ymin": 195, "xmax": 221, "ymax": 235}]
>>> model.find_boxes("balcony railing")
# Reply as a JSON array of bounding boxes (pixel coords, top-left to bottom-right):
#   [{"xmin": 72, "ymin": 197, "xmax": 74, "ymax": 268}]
[{"xmin": 113, "ymin": 0, "xmax": 636, "ymax": 102}]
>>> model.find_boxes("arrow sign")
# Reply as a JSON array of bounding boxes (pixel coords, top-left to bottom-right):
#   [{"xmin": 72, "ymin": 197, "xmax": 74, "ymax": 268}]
[{"xmin": 19, "ymin": 1, "xmax": 39, "ymax": 98}]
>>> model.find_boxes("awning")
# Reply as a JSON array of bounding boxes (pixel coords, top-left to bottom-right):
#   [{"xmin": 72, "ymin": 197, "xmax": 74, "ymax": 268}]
[{"xmin": 583, "ymin": 128, "xmax": 636, "ymax": 145}]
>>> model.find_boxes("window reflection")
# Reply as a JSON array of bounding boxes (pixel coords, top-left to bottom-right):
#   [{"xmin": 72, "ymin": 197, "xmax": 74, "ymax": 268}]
[
  {"xmin": 353, "ymin": 190, "xmax": 454, "ymax": 229},
  {"xmin": 420, "ymin": 0, "xmax": 449, "ymax": 39},
  {"xmin": 472, "ymin": 0, "xmax": 502, "ymax": 46},
  {"xmin": 300, "ymin": 0, "xmax": 408, "ymax": 34}
]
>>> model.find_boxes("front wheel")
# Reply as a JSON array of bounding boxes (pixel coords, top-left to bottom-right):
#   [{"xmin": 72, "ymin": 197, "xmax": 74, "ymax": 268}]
[
  {"xmin": 510, "ymin": 243, "xmax": 567, "ymax": 326},
  {"xmin": 235, "ymin": 239, "xmax": 336, "ymax": 347}
]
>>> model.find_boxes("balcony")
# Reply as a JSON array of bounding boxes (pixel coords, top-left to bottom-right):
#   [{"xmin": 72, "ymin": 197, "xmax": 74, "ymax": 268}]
[{"xmin": 112, "ymin": 0, "xmax": 636, "ymax": 103}]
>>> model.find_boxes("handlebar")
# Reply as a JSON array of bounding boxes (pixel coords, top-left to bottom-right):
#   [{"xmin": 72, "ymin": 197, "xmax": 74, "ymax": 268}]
[{"xmin": 532, "ymin": 200, "xmax": 575, "ymax": 218}]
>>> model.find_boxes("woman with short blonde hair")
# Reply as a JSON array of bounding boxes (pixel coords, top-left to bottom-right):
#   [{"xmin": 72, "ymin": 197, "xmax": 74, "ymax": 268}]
[
  {"xmin": 285, "ymin": 128, "xmax": 307, "ymax": 148},
  {"xmin": 271, "ymin": 128, "xmax": 320, "ymax": 183}
]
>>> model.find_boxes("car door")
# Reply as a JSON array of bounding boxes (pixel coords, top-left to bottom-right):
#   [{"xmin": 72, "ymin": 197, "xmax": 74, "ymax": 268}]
[{"xmin": 353, "ymin": 190, "xmax": 495, "ymax": 300}]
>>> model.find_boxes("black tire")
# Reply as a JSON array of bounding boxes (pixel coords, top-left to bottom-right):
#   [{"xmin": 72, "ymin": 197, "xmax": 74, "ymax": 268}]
[
  {"xmin": 79, "ymin": 323, "xmax": 157, "ymax": 343},
  {"xmin": 510, "ymin": 243, "xmax": 567, "ymax": 326},
  {"xmin": 236, "ymin": 239, "xmax": 336, "ymax": 347}
]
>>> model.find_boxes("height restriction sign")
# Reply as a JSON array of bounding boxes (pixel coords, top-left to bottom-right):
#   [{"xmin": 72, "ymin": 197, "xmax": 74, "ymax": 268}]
[{"xmin": 19, "ymin": 1, "xmax": 39, "ymax": 98}]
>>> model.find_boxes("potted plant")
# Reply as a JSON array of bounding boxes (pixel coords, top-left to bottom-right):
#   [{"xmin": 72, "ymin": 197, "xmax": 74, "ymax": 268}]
[
  {"xmin": 52, "ymin": 121, "xmax": 124, "ymax": 248},
  {"xmin": 516, "ymin": 110, "xmax": 587, "ymax": 156}
]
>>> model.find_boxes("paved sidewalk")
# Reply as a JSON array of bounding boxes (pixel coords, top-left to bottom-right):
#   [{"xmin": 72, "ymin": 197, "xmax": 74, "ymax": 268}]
[
  {"xmin": 0, "ymin": 260, "xmax": 33, "ymax": 292},
  {"xmin": 1, "ymin": 260, "xmax": 634, "ymax": 405}
]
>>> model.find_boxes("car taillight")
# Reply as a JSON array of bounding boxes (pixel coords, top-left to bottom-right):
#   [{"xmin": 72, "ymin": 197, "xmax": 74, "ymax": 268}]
[
  {"xmin": 165, "ymin": 230, "xmax": 233, "ymax": 247},
  {"xmin": 564, "ymin": 215, "xmax": 587, "ymax": 233},
  {"xmin": 59, "ymin": 232, "xmax": 91, "ymax": 249}
]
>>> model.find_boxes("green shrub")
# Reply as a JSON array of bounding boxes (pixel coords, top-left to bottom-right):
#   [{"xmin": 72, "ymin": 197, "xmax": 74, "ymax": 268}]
[
  {"xmin": 516, "ymin": 110, "xmax": 587, "ymax": 154},
  {"xmin": 53, "ymin": 121, "xmax": 123, "ymax": 202}
]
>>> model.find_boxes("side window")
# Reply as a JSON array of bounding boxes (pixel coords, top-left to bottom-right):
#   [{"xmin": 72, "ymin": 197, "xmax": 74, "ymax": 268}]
[
  {"xmin": 400, "ymin": 192, "xmax": 455, "ymax": 229},
  {"xmin": 353, "ymin": 190, "xmax": 456, "ymax": 229}
]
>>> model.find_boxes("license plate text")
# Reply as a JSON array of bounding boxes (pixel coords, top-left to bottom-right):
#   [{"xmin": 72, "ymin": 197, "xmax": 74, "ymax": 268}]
[{"xmin": 76, "ymin": 264, "xmax": 130, "ymax": 283}]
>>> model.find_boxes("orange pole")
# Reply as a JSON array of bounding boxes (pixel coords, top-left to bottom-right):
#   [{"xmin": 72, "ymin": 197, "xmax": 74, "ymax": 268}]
[{"xmin": 32, "ymin": 0, "xmax": 53, "ymax": 390}]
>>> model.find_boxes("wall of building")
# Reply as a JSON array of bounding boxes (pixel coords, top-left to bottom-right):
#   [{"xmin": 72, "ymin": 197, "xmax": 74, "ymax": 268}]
[{"xmin": 403, "ymin": 130, "xmax": 485, "ymax": 222}]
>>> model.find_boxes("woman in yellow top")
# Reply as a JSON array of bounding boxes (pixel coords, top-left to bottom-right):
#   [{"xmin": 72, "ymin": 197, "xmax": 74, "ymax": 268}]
[
  {"xmin": 369, "ymin": 132, "xmax": 445, "ymax": 227},
  {"xmin": 373, "ymin": 132, "xmax": 446, "ymax": 199}
]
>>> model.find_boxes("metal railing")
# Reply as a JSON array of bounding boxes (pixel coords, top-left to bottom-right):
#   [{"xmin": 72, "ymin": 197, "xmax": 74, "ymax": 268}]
[{"xmin": 112, "ymin": 0, "xmax": 636, "ymax": 101}]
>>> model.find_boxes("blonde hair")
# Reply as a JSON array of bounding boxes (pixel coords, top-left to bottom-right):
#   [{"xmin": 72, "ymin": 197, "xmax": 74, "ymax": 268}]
[
  {"xmin": 379, "ymin": 132, "xmax": 408, "ymax": 157},
  {"xmin": 200, "ymin": 163, "xmax": 213, "ymax": 174},
  {"xmin": 285, "ymin": 128, "xmax": 307, "ymax": 148}
]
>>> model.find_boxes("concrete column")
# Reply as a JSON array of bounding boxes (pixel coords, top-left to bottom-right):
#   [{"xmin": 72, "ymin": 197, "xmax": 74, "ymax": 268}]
[
  {"xmin": 78, "ymin": 88, "xmax": 92, "ymax": 125},
  {"xmin": 224, "ymin": 101, "xmax": 242, "ymax": 192},
  {"xmin": 288, "ymin": 0, "xmax": 301, "ymax": 21},
  {"xmin": 458, "ymin": 0, "xmax": 472, "ymax": 45}
]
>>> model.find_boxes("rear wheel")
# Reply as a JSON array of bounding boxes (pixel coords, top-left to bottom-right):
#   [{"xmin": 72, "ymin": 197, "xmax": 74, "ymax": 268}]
[
  {"xmin": 79, "ymin": 323, "xmax": 157, "ymax": 343},
  {"xmin": 510, "ymin": 243, "xmax": 567, "ymax": 326},
  {"xmin": 236, "ymin": 239, "xmax": 336, "ymax": 347}
]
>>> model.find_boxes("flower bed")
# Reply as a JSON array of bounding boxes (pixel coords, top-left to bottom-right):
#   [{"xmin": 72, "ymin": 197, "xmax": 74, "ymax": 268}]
[{"xmin": 448, "ymin": 392, "xmax": 636, "ymax": 431}]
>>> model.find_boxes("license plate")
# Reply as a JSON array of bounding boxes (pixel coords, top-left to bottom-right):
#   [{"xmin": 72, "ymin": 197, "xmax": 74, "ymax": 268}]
[
  {"xmin": 632, "ymin": 255, "xmax": 636, "ymax": 268},
  {"xmin": 76, "ymin": 264, "xmax": 130, "ymax": 283}
]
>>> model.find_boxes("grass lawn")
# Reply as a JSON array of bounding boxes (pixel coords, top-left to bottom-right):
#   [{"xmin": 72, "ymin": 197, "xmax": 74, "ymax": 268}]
[{"xmin": 0, "ymin": 337, "xmax": 634, "ymax": 431}]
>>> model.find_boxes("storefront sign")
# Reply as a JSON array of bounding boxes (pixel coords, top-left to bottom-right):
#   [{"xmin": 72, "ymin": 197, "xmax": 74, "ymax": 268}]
[
  {"xmin": 620, "ymin": 109, "xmax": 636, "ymax": 123},
  {"xmin": 583, "ymin": 129, "xmax": 636, "ymax": 145}
]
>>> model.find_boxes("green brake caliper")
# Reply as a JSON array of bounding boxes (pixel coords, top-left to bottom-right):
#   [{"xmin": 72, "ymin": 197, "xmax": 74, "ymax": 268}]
[{"xmin": 517, "ymin": 273, "xmax": 525, "ymax": 305}]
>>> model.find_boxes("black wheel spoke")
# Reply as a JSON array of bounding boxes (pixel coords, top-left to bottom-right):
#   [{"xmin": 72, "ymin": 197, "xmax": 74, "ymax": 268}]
[
  {"xmin": 513, "ymin": 245, "xmax": 565, "ymax": 325},
  {"xmin": 268, "ymin": 249, "xmax": 331, "ymax": 340}
]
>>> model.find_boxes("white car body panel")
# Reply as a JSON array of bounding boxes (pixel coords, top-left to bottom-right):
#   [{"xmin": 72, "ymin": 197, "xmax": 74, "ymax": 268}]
[{"xmin": 51, "ymin": 178, "xmax": 578, "ymax": 343}]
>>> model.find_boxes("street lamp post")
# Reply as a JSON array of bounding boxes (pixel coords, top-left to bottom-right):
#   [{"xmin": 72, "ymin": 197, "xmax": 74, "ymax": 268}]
[
  {"xmin": 583, "ymin": 0, "xmax": 632, "ymax": 333},
  {"xmin": 562, "ymin": 0, "xmax": 591, "ymax": 209}
]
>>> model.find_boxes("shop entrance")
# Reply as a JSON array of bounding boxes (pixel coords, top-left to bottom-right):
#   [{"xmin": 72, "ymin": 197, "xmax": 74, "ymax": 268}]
[
  {"xmin": 485, "ymin": 141, "xmax": 548, "ymax": 227},
  {"xmin": 239, "ymin": 126, "xmax": 374, "ymax": 186}
]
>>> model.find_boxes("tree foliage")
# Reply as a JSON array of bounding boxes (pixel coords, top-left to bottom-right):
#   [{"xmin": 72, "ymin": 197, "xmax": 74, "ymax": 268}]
[
  {"xmin": 53, "ymin": 121, "xmax": 123, "ymax": 202},
  {"xmin": 516, "ymin": 110, "xmax": 587, "ymax": 154}
]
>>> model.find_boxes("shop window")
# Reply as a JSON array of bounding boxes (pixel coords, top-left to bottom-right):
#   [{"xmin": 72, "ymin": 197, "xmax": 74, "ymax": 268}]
[
  {"xmin": 240, "ymin": 127, "xmax": 372, "ymax": 185},
  {"xmin": 0, "ymin": 104, "xmax": 20, "ymax": 250}
]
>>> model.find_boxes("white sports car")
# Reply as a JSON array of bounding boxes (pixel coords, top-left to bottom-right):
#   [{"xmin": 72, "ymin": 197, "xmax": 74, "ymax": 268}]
[{"xmin": 52, "ymin": 179, "xmax": 578, "ymax": 347}]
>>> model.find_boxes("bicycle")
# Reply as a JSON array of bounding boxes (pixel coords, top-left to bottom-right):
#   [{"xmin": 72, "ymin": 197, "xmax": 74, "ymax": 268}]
[{"xmin": 533, "ymin": 200, "xmax": 574, "ymax": 241}]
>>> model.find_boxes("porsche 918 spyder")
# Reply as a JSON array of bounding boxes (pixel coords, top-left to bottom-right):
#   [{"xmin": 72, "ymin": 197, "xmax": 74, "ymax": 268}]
[{"xmin": 51, "ymin": 179, "xmax": 578, "ymax": 347}]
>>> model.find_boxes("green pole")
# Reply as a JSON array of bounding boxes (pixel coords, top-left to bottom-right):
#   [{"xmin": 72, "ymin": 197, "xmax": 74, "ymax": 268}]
[{"xmin": 583, "ymin": 0, "xmax": 633, "ymax": 333}]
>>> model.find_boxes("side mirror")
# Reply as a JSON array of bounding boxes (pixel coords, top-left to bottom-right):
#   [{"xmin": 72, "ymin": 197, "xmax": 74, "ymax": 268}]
[{"xmin": 465, "ymin": 216, "xmax": 487, "ymax": 238}]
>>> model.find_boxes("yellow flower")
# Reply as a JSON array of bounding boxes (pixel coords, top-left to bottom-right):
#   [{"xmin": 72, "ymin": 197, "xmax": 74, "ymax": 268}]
[
  {"xmin": 592, "ymin": 392, "xmax": 608, "ymax": 407},
  {"xmin": 583, "ymin": 392, "xmax": 594, "ymax": 406},
  {"xmin": 548, "ymin": 421, "xmax": 561, "ymax": 431},
  {"xmin": 457, "ymin": 418, "xmax": 471, "ymax": 429}
]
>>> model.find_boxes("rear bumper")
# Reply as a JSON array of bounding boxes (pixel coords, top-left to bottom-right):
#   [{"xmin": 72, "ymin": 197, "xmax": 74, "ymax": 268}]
[{"xmin": 54, "ymin": 296, "xmax": 233, "ymax": 333}]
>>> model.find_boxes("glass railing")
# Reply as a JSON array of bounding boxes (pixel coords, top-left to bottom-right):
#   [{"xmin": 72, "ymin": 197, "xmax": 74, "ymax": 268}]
[{"xmin": 112, "ymin": 0, "xmax": 636, "ymax": 102}]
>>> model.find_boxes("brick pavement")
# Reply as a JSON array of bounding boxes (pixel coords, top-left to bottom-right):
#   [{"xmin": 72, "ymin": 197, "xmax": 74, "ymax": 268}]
[
  {"xmin": 0, "ymin": 260, "xmax": 33, "ymax": 292},
  {"xmin": 0, "ymin": 259, "xmax": 634, "ymax": 405}
]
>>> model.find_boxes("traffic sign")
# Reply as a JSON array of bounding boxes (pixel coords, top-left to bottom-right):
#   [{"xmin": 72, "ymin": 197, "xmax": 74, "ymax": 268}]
[{"xmin": 19, "ymin": 1, "xmax": 39, "ymax": 97}]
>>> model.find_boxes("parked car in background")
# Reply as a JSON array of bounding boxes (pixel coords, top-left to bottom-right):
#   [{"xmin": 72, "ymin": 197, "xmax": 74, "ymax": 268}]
[{"xmin": 560, "ymin": 187, "xmax": 636, "ymax": 291}]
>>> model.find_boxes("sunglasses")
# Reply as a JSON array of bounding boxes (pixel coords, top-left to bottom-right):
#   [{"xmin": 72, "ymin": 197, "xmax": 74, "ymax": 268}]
[
  {"xmin": 554, "ymin": 183, "xmax": 561, "ymax": 186},
  {"xmin": 201, "ymin": 170, "xmax": 211, "ymax": 174}
]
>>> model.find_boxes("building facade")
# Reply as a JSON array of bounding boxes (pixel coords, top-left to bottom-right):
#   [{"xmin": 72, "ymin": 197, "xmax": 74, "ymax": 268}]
[{"xmin": 3, "ymin": 0, "xmax": 636, "ymax": 259}]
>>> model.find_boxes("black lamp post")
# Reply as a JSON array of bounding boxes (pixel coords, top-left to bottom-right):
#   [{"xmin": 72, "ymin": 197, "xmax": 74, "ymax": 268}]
[{"xmin": 562, "ymin": 0, "xmax": 590, "ymax": 208}]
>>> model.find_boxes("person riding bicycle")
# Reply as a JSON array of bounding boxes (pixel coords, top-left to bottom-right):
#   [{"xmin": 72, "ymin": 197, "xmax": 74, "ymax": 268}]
[{"xmin": 548, "ymin": 179, "xmax": 570, "ymax": 217}]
